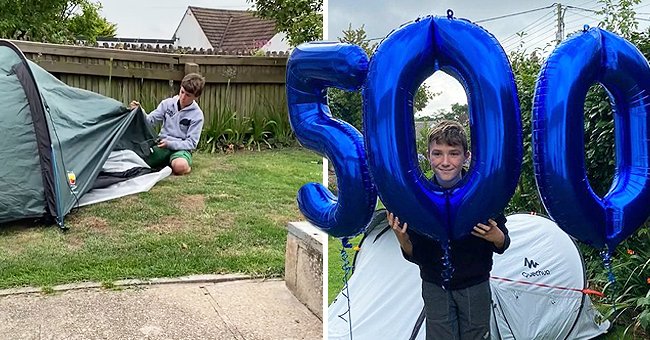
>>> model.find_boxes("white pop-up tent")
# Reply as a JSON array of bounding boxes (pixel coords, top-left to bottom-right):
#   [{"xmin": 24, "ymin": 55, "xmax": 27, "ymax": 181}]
[{"xmin": 328, "ymin": 211, "xmax": 610, "ymax": 340}]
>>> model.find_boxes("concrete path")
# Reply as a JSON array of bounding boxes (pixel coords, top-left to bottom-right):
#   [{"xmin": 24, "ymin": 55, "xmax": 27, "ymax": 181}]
[{"xmin": 0, "ymin": 277, "xmax": 322, "ymax": 340}]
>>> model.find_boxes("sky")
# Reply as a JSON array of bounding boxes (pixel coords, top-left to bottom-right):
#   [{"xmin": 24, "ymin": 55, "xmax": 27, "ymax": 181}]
[{"xmin": 328, "ymin": 0, "xmax": 650, "ymax": 115}]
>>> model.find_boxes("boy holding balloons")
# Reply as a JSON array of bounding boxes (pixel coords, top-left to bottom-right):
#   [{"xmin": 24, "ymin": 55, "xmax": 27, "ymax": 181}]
[{"xmin": 389, "ymin": 120, "xmax": 511, "ymax": 340}]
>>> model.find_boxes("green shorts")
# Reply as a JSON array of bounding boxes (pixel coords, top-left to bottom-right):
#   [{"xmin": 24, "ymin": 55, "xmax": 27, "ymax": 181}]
[{"xmin": 146, "ymin": 147, "xmax": 193, "ymax": 169}]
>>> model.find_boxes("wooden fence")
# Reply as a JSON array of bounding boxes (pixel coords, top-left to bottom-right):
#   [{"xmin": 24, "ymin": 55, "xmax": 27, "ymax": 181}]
[{"xmin": 11, "ymin": 40, "xmax": 289, "ymax": 126}]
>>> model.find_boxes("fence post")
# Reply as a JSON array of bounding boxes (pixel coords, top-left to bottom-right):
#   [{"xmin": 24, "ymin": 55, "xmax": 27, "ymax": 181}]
[{"xmin": 184, "ymin": 62, "xmax": 200, "ymax": 75}]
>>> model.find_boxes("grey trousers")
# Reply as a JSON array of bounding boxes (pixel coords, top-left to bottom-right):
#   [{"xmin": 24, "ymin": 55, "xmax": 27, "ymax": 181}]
[{"xmin": 422, "ymin": 280, "xmax": 491, "ymax": 340}]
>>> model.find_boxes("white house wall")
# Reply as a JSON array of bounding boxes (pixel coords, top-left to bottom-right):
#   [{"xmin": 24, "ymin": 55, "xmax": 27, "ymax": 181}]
[
  {"xmin": 173, "ymin": 9, "xmax": 212, "ymax": 49},
  {"xmin": 261, "ymin": 32, "xmax": 291, "ymax": 52}
]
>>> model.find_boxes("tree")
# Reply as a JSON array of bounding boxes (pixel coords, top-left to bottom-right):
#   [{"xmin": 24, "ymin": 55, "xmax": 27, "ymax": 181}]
[
  {"xmin": 507, "ymin": 49, "xmax": 543, "ymax": 214},
  {"xmin": 0, "ymin": 0, "xmax": 116, "ymax": 43},
  {"xmin": 67, "ymin": 1, "xmax": 116, "ymax": 42},
  {"xmin": 433, "ymin": 103, "xmax": 469, "ymax": 125},
  {"xmin": 247, "ymin": 0, "xmax": 322, "ymax": 46},
  {"xmin": 597, "ymin": 0, "xmax": 641, "ymax": 39},
  {"xmin": 328, "ymin": 24, "xmax": 433, "ymax": 131}
]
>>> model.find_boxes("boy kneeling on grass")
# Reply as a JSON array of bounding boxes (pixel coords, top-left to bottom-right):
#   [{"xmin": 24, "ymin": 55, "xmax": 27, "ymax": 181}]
[
  {"xmin": 129, "ymin": 73, "xmax": 205, "ymax": 175},
  {"xmin": 388, "ymin": 120, "xmax": 510, "ymax": 340}
]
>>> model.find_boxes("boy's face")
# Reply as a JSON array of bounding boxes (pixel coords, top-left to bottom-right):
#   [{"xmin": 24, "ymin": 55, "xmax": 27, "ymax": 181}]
[
  {"xmin": 428, "ymin": 141, "xmax": 469, "ymax": 188},
  {"xmin": 178, "ymin": 86, "xmax": 197, "ymax": 109}
]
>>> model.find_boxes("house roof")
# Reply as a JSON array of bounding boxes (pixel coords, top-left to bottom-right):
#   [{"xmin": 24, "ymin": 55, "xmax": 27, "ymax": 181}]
[{"xmin": 188, "ymin": 6, "xmax": 278, "ymax": 52}]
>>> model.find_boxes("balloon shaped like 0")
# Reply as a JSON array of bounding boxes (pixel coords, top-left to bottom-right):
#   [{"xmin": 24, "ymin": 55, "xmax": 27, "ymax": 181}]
[
  {"xmin": 363, "ymin": 15, "xmax": 522, "ymax": 241},
  {"xmin": 286, "ymin": 42, "xmax": 378, "ymax": 238},
  {"xmin": 533, "ymin": 28, "xmax": 650, "ymax": 250}
]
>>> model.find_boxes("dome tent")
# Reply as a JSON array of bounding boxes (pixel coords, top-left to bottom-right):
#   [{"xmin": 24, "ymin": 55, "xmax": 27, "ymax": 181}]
[
  {"xmin": 0, "ymin": 40, "xmax": 170, "ymax": 227},
  {"xmin": 328, "ymin": 211, "xmax": 610, "ymax": 339}
]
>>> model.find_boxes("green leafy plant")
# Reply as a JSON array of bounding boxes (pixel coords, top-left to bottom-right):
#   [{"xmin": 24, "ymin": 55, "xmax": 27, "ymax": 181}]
[
  {"xmin": 201, "ymin": 105, "xmax": 234, "ymax": 153},
  {"xmin": 416, "ymin": 119, "xmax": 433, "ymax": 175},
  {"xmin": 248, "ymin": 107, "xmax": 276, "ymax": 151},
  {"xmin": 264, "ymin": 98, "xmax": 294, "ymax": 148},
  {"xmin": 223, "ymin": 113, "xmax": 253, "ymax": 149},
  {"xmin": 582, "ymin": 226, "xmax": 650, "ymax": 338}
]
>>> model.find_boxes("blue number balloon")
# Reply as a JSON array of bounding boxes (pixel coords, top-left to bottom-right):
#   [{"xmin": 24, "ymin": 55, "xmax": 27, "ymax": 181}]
[
  {"xmin": 286, "ymin": 43, "xmax": 378, "ymax": 238},
  {"xmin": 533, "ymin": 27, "xmax": 650, "ymax": 251},
  {"xmin": 363, "ymin": 14, "xmax": 522, "ymax": 241}
]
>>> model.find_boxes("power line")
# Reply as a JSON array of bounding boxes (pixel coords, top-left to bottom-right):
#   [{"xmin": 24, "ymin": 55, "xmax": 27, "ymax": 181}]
[
  {"xmin": 574, "ymin": 0, "xmax": 600, "ymax": 8},
  {"xmin": 635, "ymin": 2, "xmax": 650, "ymax": 11},
  {"xmin": 564, "ymin": 9, "xmax": 601, "ymax": 24},
  {"xmin": 500, "ymin": 10, "xmax": 556, "ymax": 44},
  {"xmin": 502, "ymin": 16, "xmax": 557, "ymax": 47},
  {"xmin": 475, "ymin": 4, "xmax": 557, "ymax": 23},
  {"xmin": 361, "ymin": 1, "xmax": 650, "ymax": 44},
  {"xmin": 504, "ymin": 26, "xmax": 556, "ymax": 52},
  {"xmin": 566, "ymin": 5, "xmax": 600, "ymax": 13},
  {"xmin": 564, "ymin": 11, "xmax": 594, "ymax": 24}
]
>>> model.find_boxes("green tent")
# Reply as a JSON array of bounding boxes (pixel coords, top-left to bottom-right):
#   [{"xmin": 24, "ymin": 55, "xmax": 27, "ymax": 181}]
[{"xmin": 0, "ymin": 40, "xmax": 157, "ymax": 227}]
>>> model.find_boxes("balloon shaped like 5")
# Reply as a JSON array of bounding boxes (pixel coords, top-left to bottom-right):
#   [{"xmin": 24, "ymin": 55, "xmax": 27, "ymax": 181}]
[
  {"xmin": 364, "ymin": 15, "xmax": 522, "ymax": 241},
  {"xmin": 533, "ymin": 28, "xmax": 650, "ymax": 250},
  {"xmin": 286, "ymin": 43, "xmax": 378, "ymax": 238}
]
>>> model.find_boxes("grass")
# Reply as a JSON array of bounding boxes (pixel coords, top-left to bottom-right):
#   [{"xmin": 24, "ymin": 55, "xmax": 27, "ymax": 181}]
[{"xmin": 0, "ymin": 148, "xmax": 321, "ymax": 289}]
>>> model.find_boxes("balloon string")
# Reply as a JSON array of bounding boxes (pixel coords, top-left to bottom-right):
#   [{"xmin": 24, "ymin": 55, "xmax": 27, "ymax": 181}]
[
  {"xmin": 441, "ymin": 242, "xmax": 454, "ymax": 288},
  {"xmin": 338, "ymin": 237, "xmax": 354, "ymax": 340},
  {"xmin": 600, "ymin": 246, "xmax": 617, "ymax": 312}
]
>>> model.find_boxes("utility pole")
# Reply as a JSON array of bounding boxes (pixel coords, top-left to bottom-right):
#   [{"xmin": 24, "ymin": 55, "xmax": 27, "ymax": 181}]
[{"xmin": 556, "ymin": 3, "xmax": 566, "ymax": 44}]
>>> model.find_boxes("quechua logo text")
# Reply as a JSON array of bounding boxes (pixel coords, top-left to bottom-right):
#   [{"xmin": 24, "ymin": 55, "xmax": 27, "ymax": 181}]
[{"xmin": 522, "ymin": 257, "xmax": 550, "ymax": 278}]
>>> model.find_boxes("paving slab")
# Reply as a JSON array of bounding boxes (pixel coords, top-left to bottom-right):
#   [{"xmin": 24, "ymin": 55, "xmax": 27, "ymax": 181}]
[{"xmin": 0, "ymin": 278, "xmax": 322, "ymax": 340}]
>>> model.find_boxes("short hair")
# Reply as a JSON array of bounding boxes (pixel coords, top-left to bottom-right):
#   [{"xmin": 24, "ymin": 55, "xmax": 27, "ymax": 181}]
[
  {"xmin": 181, "ymin": 73, "xmax": 206, "ymax": 97},
  {"xmin": 427, "ymin": 120, "xmax": 468, "ymax": 153}
]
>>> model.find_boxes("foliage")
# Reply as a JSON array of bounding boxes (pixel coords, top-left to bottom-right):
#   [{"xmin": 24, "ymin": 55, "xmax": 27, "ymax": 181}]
[
  {"xmin": 200, "ymin": 100, "xmax": 235, "ymax": 153},
  {"xmin": 433, "ymin": 103, "xmax": 469, "ymax": 126},
  {"xmin": 583, "ymin": 85, "xmax": 615, "ymax": 197},
  {"xmin": 415, "ymin": 119, "xmax": 434, "ymax": 175},
  {"xmin": 328, "ymin": 24, "xmax": 433, "ymax": 132},
  {"xmin": 597, "ymin": 0, "xmax": 641, "ymax": 40},
  {"xmin": 199, "ymin": 85, "xmax": 294, "ymax": 153},
  {"xmin": 66, "ymin": 1, "xmax": 116, "ymax": 42},
  {"xmin": 265, "ymin": 102, "xmax": 296, "ymax": 148},
  {"xmin": 582, "ymin": 226, "xmax": 650, "ymax": 338},
  {"xmin": 248, "ymin": 108, "xmax": 276, "ymax": 151},
  {"xmin": 506, "ymin": 49, "xmax": 544, "ymax": 214},
  {"xmin": 247, "ymin": 0, "xmax": 322, "ymax": 46},
  {"xmin": 338, "ymin": 23, "xmax": 377, "ymax": 52},
  {"xmin": 0, "ymin": 0, "xmax": 116, "ymax": 43},
  {"xmin": 328, "ymin": 89, "xmax": 363, "ymax": 130}
]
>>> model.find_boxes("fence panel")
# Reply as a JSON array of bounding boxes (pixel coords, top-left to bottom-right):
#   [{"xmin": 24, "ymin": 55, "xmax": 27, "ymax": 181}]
[{"xmin": 12, "ymin": 40, "xmax": 288, "ymax": 125}]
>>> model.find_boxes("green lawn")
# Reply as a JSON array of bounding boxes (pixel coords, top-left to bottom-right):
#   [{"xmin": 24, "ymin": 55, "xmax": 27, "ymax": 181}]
[{"xmin": 0, "ymin": 148, "xmax": 321, "ymax": 289}]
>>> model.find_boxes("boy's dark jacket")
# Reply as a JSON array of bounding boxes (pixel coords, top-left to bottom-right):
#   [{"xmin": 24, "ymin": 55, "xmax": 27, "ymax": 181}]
[{"xmin": 401, "ymin": 174, "xmax": 511, "ymax": 290}]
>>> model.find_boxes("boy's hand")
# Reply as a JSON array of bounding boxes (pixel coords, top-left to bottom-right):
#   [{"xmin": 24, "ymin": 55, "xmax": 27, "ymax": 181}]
[
  {"xmin": 388, "ymin": 211, "xmax": 413, "ymax": 256},
  {"xmin": 157, "ymin": 139, "xmax": 168, "ymax": 148},
  {"xmin": 471, "ymin": 219, "xmax": 505, "ymax": 249},
  {"xmin": 128, "ymin": 100, "xmax": 140, "ymax": 110},
  {"xmin": 388, "ymin": 211, "xmax": 408, "ymax": 236}
]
